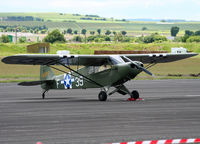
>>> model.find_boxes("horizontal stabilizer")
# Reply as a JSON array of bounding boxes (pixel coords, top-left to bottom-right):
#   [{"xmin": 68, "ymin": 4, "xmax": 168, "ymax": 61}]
[{"xmin": 18, "ymin": 80, "xmax": 54, "ymax": 86}]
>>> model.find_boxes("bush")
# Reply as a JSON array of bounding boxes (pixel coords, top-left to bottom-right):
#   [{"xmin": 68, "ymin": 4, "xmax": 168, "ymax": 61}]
[
  {"xmin": 104, "ymin": 36, "xmax": 111, "ymax": 41},
  {"xmin": 195, "ymin": 30, "xmax": 200, "ymax": 36},
  {"xmin": 153, "ymin": 35, "xmax": 167, "ymax": 43},
  {"xmin": 114, "ymin": 33, "xmax": 123, "ymax": 42},
  {"xmin": 94, "ymin": 38, "xmax": 104, "ymax": 42},
  {"xmin": 87, "ymin": 35, "xmax": 111, "ymax": 42},
  {"xmin": 19, "ymin": 37, "xmax": 26, "ymax": 43},
  {"xmin": 186, "ymin": 36, "xmax": 200, "ymax": 43},
  {"xmin": 143, "ymin": 35, "xmax": 154, "ymax": 43},
  {"xmin": 181, "ymin": 35, "xmax": 190, "ymax": 42},
  {"xmin": 121, "ymin": 37, "xmax": 133, "ymax": 42},
  {"xmin": 43, "ymin": 29, "xmax": 66, "ymax": 43},
  {"xmin": 143, "ymin": 33, "xmax": 167, "ymax": 43},
  {"xmin": 174, "ymin": 36, "xmax": 183, "ymax": 42},
  {"xmin": 0, "ymin": 35, "xmax": 10, "ymax": 43},
  {"xmin": 73, "ymin": 36, "xmax": 82, "ymax": 42}
]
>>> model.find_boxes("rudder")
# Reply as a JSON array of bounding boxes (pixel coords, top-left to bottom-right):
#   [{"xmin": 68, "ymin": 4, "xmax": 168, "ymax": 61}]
[{"xmin": 40, "ymin": 65, "xmax": 55, "ymax": 81}]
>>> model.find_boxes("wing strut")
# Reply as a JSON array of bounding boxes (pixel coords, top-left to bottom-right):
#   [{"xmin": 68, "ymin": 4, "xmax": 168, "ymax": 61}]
[
  {"xmin": 49, "ymin": 65, "xmax": 99, "ymax": 86},
  {"xmin": 41, "ymin": 57, "xmax": 104, "ymax": 87},
  {"xmin": 52, "ymin": 59, "xmax": 104, "ymax": 88}
]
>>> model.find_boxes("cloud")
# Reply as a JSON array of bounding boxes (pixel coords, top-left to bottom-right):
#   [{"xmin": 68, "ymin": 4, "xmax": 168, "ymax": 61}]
[{"xmin": 48, "ymin": 0, "xmax": 164, "ymax": 9}]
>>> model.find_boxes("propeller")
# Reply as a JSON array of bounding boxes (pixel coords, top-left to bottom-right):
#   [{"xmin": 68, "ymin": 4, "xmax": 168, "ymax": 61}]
[{"xmin": 122, "ymin": 56, "xmax": 154, "ymax": 76}]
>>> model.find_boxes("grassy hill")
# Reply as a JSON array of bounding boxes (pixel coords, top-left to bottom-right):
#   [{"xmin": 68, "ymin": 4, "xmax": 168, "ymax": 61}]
[
  {"xmin": 1, "ymin": 13, "xmax": 200, "ymax": 35},
  {"xmin": 0, "ymin": 12, "xmax": 113, "ymax": 22}
]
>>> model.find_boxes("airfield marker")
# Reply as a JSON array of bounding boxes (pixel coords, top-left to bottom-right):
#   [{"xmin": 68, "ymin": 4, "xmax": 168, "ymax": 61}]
[{"xmin": 106, "ymin": 138, "xmax": 200, "ymax": 144}]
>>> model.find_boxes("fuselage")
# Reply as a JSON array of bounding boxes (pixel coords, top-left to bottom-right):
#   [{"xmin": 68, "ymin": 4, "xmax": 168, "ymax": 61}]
[{"xmin": 44, "ymin": 62, "xmax": 142, "ymax": 90}]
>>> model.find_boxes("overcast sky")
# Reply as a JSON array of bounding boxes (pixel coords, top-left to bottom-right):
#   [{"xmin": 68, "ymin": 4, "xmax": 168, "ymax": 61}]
[{"xmin": 0, "ymin": 0, "xmax": 199, "ymax": 20}]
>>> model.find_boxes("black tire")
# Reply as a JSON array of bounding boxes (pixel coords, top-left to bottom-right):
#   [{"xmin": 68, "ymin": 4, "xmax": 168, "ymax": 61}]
[
  {"xmin": 98, "ymin": 91, "xmax": 107, "ymax": 101},
  {"xmin": 131, "ymin": 90, "xmax": 139, "ymax": 99}
]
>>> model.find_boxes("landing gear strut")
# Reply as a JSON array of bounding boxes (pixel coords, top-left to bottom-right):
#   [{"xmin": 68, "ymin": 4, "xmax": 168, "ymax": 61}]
[
  {"xmin": 42, "ymin": 90, "xmax": 48, "ymax": 99},
  {"xmin": 98, "ymin": 91, "xmax": 107, "ymax": 101}
]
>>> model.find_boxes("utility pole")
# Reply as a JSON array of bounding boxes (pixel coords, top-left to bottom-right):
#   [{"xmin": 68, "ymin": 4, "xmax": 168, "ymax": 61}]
[{"xmin": 15, "ymin": 27, "xmax": 18, "ymax": 43}]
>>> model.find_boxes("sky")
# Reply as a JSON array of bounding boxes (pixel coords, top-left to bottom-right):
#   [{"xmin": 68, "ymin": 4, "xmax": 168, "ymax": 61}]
[{"xmin": 0, "ymin": 0, "xmax": 200, "ymax": 20}]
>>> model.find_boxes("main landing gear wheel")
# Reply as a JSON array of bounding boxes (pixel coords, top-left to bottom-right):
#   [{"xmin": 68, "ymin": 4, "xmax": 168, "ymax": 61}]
[
  {"xmin": 98, "ymin": 91, "xmax": 107, "ymax": 101},
  {"xmin": 131, "ymin": 90, "xmax": 139, "ymax": 99}
]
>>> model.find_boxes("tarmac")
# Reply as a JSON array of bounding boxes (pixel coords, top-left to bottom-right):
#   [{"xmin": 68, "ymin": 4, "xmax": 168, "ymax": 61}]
[{"xmin": 0, "ymin": 79, "xmax": 200, "ymax": 144}]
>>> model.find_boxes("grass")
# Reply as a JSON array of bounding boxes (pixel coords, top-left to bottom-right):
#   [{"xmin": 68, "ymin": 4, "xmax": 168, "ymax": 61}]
[{"xmin": 1, "ymin": 42, "xmax": 200, "ymax": 56}]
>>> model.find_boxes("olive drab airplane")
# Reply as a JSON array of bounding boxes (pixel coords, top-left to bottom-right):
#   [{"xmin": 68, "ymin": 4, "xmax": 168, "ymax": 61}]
[{"xmin": 2, "ymin": 52, "xmax": 197, "ymax": 101}]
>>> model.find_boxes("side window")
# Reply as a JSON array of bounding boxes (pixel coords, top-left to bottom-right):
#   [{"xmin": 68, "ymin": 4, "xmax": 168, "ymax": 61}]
[{"xmin": 88, "ymin": 65, "xmax": 111, "ymax": 74}]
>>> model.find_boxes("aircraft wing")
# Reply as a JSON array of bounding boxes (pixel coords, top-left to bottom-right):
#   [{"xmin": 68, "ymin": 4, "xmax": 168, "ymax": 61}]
[
  {"xmin": 2, "ymin": 53, "xmax": 198, "ymax": 66},
  {"xmin": 2, "ymin": 54, "xmax": 110, "ymax": 66},
  {"xmin": 124, "ymin": 53, "xmax": 198, "ymax": 63}
]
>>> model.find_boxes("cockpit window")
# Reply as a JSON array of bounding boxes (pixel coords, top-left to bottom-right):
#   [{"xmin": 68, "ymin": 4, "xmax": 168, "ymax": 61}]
[{"xmin": 88, "ymin": 64, "xmax": 111, "ymax": 74}]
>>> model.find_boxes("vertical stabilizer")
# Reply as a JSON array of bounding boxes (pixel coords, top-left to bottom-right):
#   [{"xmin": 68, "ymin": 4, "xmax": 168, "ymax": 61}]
[{"xmin": 40, "ymin": 65, "xmax": 55, "ymax": 81}]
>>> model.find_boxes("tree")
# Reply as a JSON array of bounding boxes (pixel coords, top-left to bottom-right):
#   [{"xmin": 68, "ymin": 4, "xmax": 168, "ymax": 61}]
[
  {"xmin": 67, "ymin": 28, "xmax": 73, "ymax": 34},
  {"xmin": 81, "ymin": 29, "xmax": 87, "ymax": 43},
  {"xmin": 81, "ymin": 29, "xmax": 87, "ymax": 35},
  {"xmin": 181, "ymin": 35, "xmax": 190, "ymax": 42},
  {"xmin": 90, "ymin": 31, "xmax": 95, "ymax": 35},
  {"xmin": 74, "ymin": 30, "xmax": 78, "ymax": 34},
  {"xmin": 113, "ymin": 31, "xmax": 116, "ymax": 35},
  {"xmin": 43, "ymin": 29, "xmax": 66, "ymax": 43},
  {"xmin": 63, "ymin": 30, "xmax": 67, "ymax": 34},
  {"xmin": 104, "ymin": 36, "xmax": 111, "ymax": 41},
  {"xmin": 97, "ymin": 29, "xmax": 101, "ymax": 35},
  {"xmin": 142, "ymin": 27, "xmax": 147, "ymax": 31},
  {"xmin": 105, "ymin": 30, "xmax": 111, "ymax": 35},
  {"xmin": 121, "ymin": 31, "xmax": 127, "ymax": 36},
  {"xmin": 195, "ymin": 30, "xmax": 200, "ymax": 36},
  {"xmin": 185, "ymin": 30, "xmax": 194, "ymax": 36},
  {"xmin": 171, "ymin": 26, "xmax": 180, "ymax": 37},
  {"xmin": 0, "ymin": 35, "xmax": 10, "ymax": 43}
]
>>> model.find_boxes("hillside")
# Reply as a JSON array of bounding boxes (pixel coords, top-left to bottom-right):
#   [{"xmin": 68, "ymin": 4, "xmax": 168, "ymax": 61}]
[
  {"xmin": 1, "ymin": 13, "xmax": 200, "ymax": 35},
  {"xmin": 0, "ymin": 12, "xmax": 114, "ymax": 22}
]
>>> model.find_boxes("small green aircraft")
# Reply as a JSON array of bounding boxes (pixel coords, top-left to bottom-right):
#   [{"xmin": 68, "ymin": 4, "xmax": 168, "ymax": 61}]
[{"xmin": 2, "ymin": 52, "xmax": 197, "ymax": 101}]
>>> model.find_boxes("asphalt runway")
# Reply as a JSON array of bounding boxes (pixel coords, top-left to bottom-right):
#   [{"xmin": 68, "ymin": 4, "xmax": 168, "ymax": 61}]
[{"xmin": 0, "ymin": 79, "xmax": 200, "ymax": 144}]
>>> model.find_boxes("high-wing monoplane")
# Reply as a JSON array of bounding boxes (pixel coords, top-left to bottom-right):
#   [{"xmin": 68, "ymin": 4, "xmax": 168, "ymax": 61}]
[{"xmin": 2, "ymin": 52, "xmax": 197, "ymax": 101}]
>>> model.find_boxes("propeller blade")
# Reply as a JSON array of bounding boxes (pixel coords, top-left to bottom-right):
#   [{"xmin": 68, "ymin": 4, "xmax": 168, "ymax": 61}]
[
  {"xmin": 140, "ymin": 67, "xmax": 154, "ymax": 76},
  {"xmin": 122, "ymin": 56, "xmax": 154, "ymax": 76}
]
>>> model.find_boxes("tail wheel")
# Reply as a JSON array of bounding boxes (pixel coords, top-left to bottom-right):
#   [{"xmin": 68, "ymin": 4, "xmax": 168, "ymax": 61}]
[
  {"xmin": 98, "ymin": 91, "xmax": 107, "ymax": 101},
  {"xmin": 131, "ymin": 90, "xmax": 139, "ymax": 99}
]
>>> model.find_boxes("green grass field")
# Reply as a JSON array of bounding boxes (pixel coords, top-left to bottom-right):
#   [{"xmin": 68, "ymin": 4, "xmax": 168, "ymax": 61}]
[
  {"xmin": 1, "ymin": 43, "xmax": 200, "ymax": 56},
  {"xmin": 0, "ymin": 42, "xmax": 200, "ymax": 82}
]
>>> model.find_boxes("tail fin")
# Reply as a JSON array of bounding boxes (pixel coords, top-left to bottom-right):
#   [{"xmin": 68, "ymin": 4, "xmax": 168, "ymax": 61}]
[
  {"xmin": 40, "ymin": 65, "xmax": 55, "ymax": 81},
  {"xmin": 18, "ymin": 66, "xmax": 55, "ymax": 87}
]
